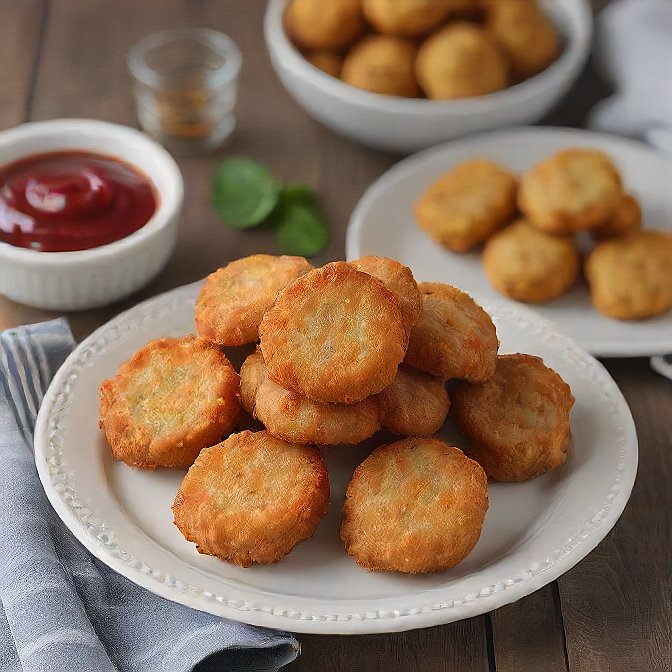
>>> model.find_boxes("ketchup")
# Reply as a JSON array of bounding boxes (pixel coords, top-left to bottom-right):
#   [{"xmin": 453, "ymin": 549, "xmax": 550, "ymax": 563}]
[{"xmin": 0, "ymin": 151, "xmax": 157, "ymax": 252}]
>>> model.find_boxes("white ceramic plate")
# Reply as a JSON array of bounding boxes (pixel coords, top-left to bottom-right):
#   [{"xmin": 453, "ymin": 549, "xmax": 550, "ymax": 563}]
[
  {"xmin": 346, "ymin": 127, "xmax": 672, "ymax": 357},
  {"xmin": 34, "ymin": 281, "xmax": 637, "ymax": 634}
]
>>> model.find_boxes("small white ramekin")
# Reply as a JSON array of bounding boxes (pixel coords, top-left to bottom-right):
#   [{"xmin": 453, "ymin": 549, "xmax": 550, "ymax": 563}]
[{"xmin": 0, "ymin": 119, "xmax": 183, "ymax": 310}]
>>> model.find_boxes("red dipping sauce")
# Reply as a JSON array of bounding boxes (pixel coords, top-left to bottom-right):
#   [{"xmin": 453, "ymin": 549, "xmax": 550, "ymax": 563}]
[{"xmin": 0, "ymin": 151, "xmax": 157, "ymax": 252}]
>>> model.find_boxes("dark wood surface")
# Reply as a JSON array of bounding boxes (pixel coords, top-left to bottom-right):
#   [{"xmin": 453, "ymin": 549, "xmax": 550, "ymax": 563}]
[{"xmin": 1, "ymin": 1, "xmax": 670, "ymax": 670}]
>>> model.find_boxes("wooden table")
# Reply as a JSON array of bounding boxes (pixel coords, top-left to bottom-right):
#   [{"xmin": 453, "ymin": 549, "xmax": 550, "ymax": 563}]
[{"xmin": 2, "ymin": 2, "xmax": 670, "ymax": 670}]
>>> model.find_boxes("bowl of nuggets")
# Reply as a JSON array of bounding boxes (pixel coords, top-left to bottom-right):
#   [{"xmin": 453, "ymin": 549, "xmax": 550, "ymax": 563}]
[
  {"xmin": 98, "ymin": 253, "xmax": 577, "ymax": 573},
  {"xmin": 264, "ymin": 0, "xmax": 592, "ymax": 152}
]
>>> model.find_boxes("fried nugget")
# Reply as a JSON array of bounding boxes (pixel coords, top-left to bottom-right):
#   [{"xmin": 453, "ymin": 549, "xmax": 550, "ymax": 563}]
[
  {"xmin": 238, "ymin": 349, "xmax": 267, "ymax": 415},
  {"xmin": 483, "ymin": 219, "xmax": 581, "ymax": 303},
  {"xmin": 486, "ymin": 0, "xmax": 560, "ymax": 80},
  {"xmin": 378, "ymin": 365, "xmax": 449, "ymax": 436},
  {"xmin": 519, "ymin": 149, "xmax": 623, "ymax": 234},
  {"xmin": 415, "ymin": 23, "xmax": 509, "ymax": 100},
  {"xmin": 99, "ymin": 336, "xmax": 240, "ymax": 469},
  {"xmin": 405, "ymin": 283, "xmax": 498, "ymax": 382},
  {"xmin": 591, "ymin": 193, "xmax": 642, "ymax": 241},
  {"xmin": 304, "ymin": 50, "xmax": 343, "ymax": 78},
  {"xmin": 349, "ymin": 256, "xmax": 422, "ymax": 337},
  {"xmin": 285, "ymin": 0, "xmax": 365, "ymax": 51},
  {"xmin": 414, "ymin": 159, "xmax": 518, "ymax": 252},
  {"xmin": 361, "ymin": 0, "xmax": 453, "ymax": 37},
  {"xmin": 341, "ymin": 36, "xmax": 420, "ymax": 98},
  {"xmin": 173, "ymin": 430, "xmax": 329, "ymax": 567},
  {"xmin": 259, "ymin": 261, "xmax": 407, "ymax": 404},
  {"xmin": 341, "ymin": 437, "xmax": 488, "ymax": 573},
  {"xmin": 195, "ymin": 255, "xmax": 313, "ymax": 347},
  {"xmin": 585, "ymin": 230, "xmax": 672, "ymax": 320},
  {"xmin": 452, "ymin": 353, "xmax": 574, "ymax": 481}
]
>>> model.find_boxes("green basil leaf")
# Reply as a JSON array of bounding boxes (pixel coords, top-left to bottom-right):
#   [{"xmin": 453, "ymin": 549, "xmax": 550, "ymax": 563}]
[
  {"xmin": 212, "ymin": 157, "xmax": 281, "ymax": 228},
  {"xmin": 275, "ymin": 202, "xmax": 329, "ymax": 257}
]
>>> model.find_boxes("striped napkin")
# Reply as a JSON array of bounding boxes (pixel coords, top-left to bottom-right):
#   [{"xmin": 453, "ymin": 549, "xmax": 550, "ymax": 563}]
[{"xmin": 0, "ymin": 319, "xmax": 298, "ymax": 672}]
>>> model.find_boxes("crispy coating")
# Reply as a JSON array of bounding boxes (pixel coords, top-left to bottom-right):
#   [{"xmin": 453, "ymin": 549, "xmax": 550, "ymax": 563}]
[
  {"xmin": 591, "ymin": 193, "xmax": 642, "ymax": 241},
  {"xmin": 416, "ymin": 23, "xmax": 509, "ymax": 100},
  {"xmin": 285, "ymin": 0, "xmax": 365, "ymax": 51},
  {"xmin": 304, "ymin": 50, "xmax": 343, "ymax": 78},
  {"xmin": 362, "ymin": 0, "xmax": 453, "ymax": 36},
  {"xmin": 378, "ymin": 365, "xmax": 450, "ymax": 436},
  {"xmin": 341, "ymin": 438, "xmax": 488, "ymax": 573},
  {"xmin": 486, "ymin": 0, "xmax": 560, "ymax": 80},
  {"xmin": 195, "ymin": 255, "xmax": 313, "ymax": 347},
  {"xmin": 585, "ymin": 230, "xmax": 672, "ymax": 320},
  {"xmin": 259, "ymin": 261, "xmax": 407, "ymax": 404},
  {"xmin": 99, "ymin": 336, "xmax": 240, "ymax": 469},
  {"xmin": 173, "ymin": 430, "xmax": 329, "ymax": 567},
  {"xmin": 405, "ymin": 283, "xmax": 498, "ymax": 382},
  {"xmin": 519, "ymin": 149, "xmax": 623, "ymax": 234},
  {"xmin": 414, "ymin": 159, "xmax": 518, "ymax": 252},
  {"xmin": 238, "ymin": 349, "xmax": 267, "ymax": 415},
  {"xmin": 341, "ymin": 36, "xmax": 420, "ymax": 98},
  {"xmin": 483, "ymin": 219, "xmax": 581, "ymax": 303},
  {"xmin": 452, "ymin": 353, "xmax": 574, "ymax": 481},
  {"xmin": 349, "ymin": 256, "xmax": 422, "ymax": 337}
]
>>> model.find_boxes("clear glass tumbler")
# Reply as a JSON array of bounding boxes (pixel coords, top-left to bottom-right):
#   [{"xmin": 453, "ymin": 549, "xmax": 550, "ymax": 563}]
[{"xmin": 127, "ymin": 28, "xmax": 242, "ymax": 155}]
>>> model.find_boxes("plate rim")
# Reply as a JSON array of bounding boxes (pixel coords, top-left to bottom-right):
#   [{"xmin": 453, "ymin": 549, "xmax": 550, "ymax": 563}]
[
  {"xmin": 346, "ymin": 125, "xmax": 672, "ymax": 358},
  {"xmin": 34, "ymin": 281, "xmax": 639, "ymax": 635}
]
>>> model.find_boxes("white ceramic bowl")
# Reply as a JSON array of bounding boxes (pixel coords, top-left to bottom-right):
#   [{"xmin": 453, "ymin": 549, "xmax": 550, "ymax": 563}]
[
  {"xmin": 0, "ymin": 119, "xmax": 183, "ymax": 310},
  {"xmin": 264, "ymin": 0, "xmax": 592, "ymax": 153}
]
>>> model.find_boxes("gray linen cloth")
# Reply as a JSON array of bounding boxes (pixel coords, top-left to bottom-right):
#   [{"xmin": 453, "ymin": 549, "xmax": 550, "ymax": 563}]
[{"xmin": 0, "ymin": 319, "xmax": 299, "ymax": 672}]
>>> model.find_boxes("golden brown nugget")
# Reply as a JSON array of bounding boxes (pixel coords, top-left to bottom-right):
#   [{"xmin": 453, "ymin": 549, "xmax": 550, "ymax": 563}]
[
  {"xmin": 378, "ymin": 365, "xmax": 449, "ymax": 436},
  {"xmin": 260, "ymin": 261, "xmax": 406, "ymax": 404},
  {"xmin": 195, "ymin": 254, "xmax": 313, "ymax": 347},
  {"xmin": 255, "ymin": 377, "xmax": 383, "ymax": 445},
  {"xmin": 405, "ymin": 283, "xmax": 499, "ymax": 382},
  {"xmin": 591, "ymin": 193, "xmax": 642, "ymax": 241},
  {"xmin": 285, "ymin": 0, "xmax": 365, "ymax": 51},
  {"xmin": 519, "ymin": 149, "xmax": 623, "ymax": 234},
  {"xmin": 483, "ymin": 219, "xmax": 581, "ymax": 303},
  {"xmin": 585, "ymin": 230, "xmax": 672, "ymax": 320},
  {"xmin": 238, "ymin": 349, "xmax": 267, "ymax": 415},
  {"xmin": 341, "ymin": 36, "xmax": 420, "ymax": 98},
  {"xmin": 362, "ymin": 0, "xmax": 453, "ymax": 37},
  {"xmin": 304, "ymin": 50, "xmax": 343, "ymax": 78},
  {"xmin": 173, "ymin": 431, "xmax": 329, "ymax": 567},
  {"xmin": 452, "ymin": 353, "xmax": 574, "ymax": 481},
  {"xmin": 349, "ymin": 256, "xmax": 422, "ymax": 336},
  {"xmin": 415, "ymin": 159, "xmax": 518, "ymax": 252},
  {"xmin": 416, "ymin": 23, "xmax": 509, "ymax": 100},
  {"xmin": 341, "ymin": 438, "xmax": 488, "ymax": 573},
  {"xmin": 99, "ymin": 336, "xmax": 240, "ymax": 469},
  {"xmin": 486, "ymin": 0, "xmax": 560, "ymax": 80}
]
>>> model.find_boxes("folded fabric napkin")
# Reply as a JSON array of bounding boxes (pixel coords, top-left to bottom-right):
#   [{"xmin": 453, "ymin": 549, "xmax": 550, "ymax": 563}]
[{"xmin": 0, "ymin": 319, "xmax": 298, "ymax": 672}]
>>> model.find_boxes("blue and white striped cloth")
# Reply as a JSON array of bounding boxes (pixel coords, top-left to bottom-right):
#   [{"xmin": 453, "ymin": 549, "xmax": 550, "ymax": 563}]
[{"xmin": 0, "ymin": 319, "xmax": 298, "ymax": 672}]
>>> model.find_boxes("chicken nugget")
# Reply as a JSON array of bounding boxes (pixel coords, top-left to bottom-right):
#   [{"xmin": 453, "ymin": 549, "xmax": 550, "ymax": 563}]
[
  {"xmin": 341, "ymin": 36, "xmax": 420, "ymax": 98},
  {"xmin": 519, "ymin": 149, "xmax": 623, "ymax": 234},
  {"xmin": 378, "ymin": 365, "xmax": 449, "ymax": 436},
  {"xmin": 341, "ymin": 437, "xmax": 488, "ymax": 573},
  {"xmin": 259, "ymin": 261, "xmax": 407, "ymax": 404},
  {"xmin": 483, "ymin": 219, "xmax": 581, "ymax": 303},
  {"xmin": 486, "ymin": 0, "xmax": 560, "ymax": 80},
  {"xmin": 405, "ymin": 282, "xmax": 499, "ymax": 382},
  {"xmin": 99, "ymin": 336, "xmax": 240, "ymax": 469},
  {"xmin": 195, "ymin": 254, "xmax": 313, "ymax": 347},
  {"xmin": 304, "ymin": 50, "xmax": 343, "ymax": 78},
  {"xmin": 585, "ymin": 230, "xmax": 672, "ymax": 320},
  {"xmin": 415, "ymin": 159, "xmax": 518, "ymax": 252},
  {"xmin": 285, "ymin": 0, "xmax": 365, "ymax": 51},
  {"xmin": 238, "ymin": 349, "xmax": 267, "ymax": 415},
  {"xmin": 452, "ymin": 353, "xmax": 574, "ymax": 481},
  {"xmin": 173, "ymin": 430, "xmax": 329, "ymax": 567},
  {"xmin": 591, "ymin": 193, "xmax": 642, "ymax": 241},
  {"xmin": 349, "ymin": 256, "xmax": 422, "ymax": 337},
  {"xmin": 416, "ymin": 23, "xmax": 509, "ymax": 100},
  {"xmin": 362, "ymin": 0, "xmax": 453, "ymax": 37}
]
